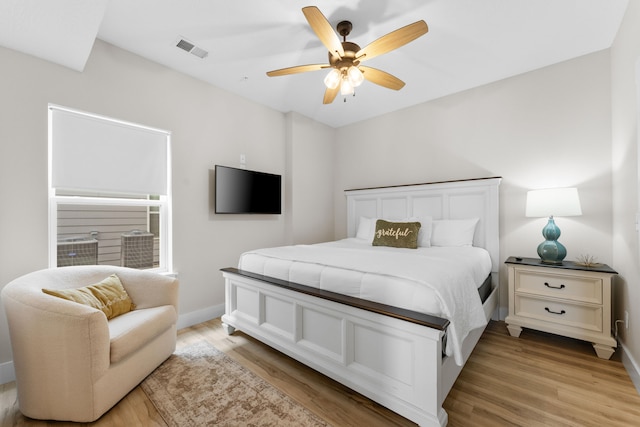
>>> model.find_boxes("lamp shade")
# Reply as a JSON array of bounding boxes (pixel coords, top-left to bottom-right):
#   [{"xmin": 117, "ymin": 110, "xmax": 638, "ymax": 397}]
[
  {"xmin": 347, "ymin": 65, "xmax": 364, "ymax": 87},
  {"xmin": 340, "ymin": 77, "xmax": 354, "ymax": 96},
  {"xmin": 323, "ymin": 69, "xmax": 341, "ymax": 89},
  {"xmin": 525, "ymin": 188, "xmax": 582, "ymax": 218}
]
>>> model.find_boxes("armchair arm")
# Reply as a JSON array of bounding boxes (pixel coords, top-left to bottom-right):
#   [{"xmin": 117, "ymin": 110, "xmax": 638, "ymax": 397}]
[{"xmin": 2, "ymin": 282, "xmax": 111, "ymax": 417}]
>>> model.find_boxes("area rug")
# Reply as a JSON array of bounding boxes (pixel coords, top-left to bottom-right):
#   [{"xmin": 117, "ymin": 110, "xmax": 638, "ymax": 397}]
[{"xmin": 141, "ymin": 341, "xmax": 329, "ymax": 426}]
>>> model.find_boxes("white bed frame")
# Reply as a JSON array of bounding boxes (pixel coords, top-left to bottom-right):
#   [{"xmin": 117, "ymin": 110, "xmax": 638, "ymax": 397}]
[{"xmin": 221, "ymin": 177, "xmax": 501, "ymax": 427}]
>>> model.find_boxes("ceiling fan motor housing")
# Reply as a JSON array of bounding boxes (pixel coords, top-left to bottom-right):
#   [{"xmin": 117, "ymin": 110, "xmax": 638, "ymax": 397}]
[{"xmin": 328, "ymin": 41, "xmax": 361, "ymax": 69}]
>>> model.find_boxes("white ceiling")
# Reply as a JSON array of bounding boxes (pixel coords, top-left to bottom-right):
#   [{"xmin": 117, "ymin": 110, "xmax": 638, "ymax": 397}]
[{"xmin": 0, "ymin": 0, "xmax": 629, "ymax": 128}]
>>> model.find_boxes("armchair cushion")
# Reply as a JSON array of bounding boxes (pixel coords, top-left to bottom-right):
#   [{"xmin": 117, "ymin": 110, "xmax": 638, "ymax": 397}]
[
  {"xmin": 108, "ymin": 305, "xmax": 176, "ymax": 363},
  {"xmin": 42, "ymin": 274, "xmax": 136, "ymax": 320}
]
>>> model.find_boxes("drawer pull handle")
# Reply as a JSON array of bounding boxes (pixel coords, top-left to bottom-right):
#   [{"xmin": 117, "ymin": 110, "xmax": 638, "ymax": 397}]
[
  {"xmin": 545, "ymin": 307, "xmax": 566, "ymax": 315},
  {"xmin": 544, "ymin": 282, "xmax": 565, "ymax": 290}
]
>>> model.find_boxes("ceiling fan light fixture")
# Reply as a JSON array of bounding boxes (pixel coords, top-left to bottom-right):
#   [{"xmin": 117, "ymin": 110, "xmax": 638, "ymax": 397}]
[
  {"xmin": 266, "ymin": 7, "xmax": 428, "ymax": 104},
  {"xmin": 340, "ymin": 77, "xmax": 355, "ymax": 96},
  {"xmin": 324, "ymin": 68, "xmax": 341, "ymax": 89},
  {"xmin": 347, "ymin": 66, "xmax": 364, "ymax": 87}
]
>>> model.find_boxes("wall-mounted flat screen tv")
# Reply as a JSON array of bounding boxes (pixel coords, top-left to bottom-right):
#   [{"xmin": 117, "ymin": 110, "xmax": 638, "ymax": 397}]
[{"xmin": 215, "ymin": 165, "xmax": 282, "ymax": 214}]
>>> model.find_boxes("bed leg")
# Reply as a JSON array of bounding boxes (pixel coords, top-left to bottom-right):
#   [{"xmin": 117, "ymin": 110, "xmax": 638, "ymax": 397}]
[{"xmin": 222, "ymin": 322, "xmax": 235, "ymax": 335}]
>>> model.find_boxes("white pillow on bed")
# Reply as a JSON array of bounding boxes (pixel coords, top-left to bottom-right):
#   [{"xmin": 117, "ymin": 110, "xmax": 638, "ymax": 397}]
[
  {"xmin": 356, "ymin": 217, "xmax": 376, "ymax": 241},
  {"xmin": 409, "ymin": 216, "xmax": 433, "ymax": 248},
  {"xmin": 356, "ymin": 216, "xmax": 433, "ymax": 247},
  {"xmin": 431, "ymin": 218, "xmax": 479, "ymax": 247}
]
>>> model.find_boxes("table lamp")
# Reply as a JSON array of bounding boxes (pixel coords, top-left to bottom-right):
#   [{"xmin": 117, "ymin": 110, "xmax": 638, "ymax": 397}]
[{"xmin": 525, "ymin": 187, "xmax": 582, "ymax": 264}]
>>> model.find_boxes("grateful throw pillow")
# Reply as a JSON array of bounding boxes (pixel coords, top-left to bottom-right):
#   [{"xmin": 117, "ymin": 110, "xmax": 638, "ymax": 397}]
[
  {"xmin": 43, "ymin": 274, "xmax": 136, "ymax": 320},
  {"xmin": 372, "ymin": 220, "xmax": 421, "ymax": 249}
]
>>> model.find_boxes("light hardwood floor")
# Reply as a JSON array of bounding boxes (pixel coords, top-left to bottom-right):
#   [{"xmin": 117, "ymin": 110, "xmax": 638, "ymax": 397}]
[{"xmin": 2, "ymin": 319, "xmax": 639, "ymax": 426}]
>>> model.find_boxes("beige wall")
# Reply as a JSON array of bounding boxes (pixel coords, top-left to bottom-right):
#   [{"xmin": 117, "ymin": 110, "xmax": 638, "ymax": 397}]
[
  {"xmin": 0, "ymin": 40, "xmax": 335, "ymax": 368},
  {"xmin": 334, "ymin": 50, "xmax": 614, "ymax": 321},
  {"xmin": 611, "ymin": 2, "xmax": 640, "ymax": 381},
  {"xmin": 285, "ymin": 112, "xmax": 336, "ymax": 245}
]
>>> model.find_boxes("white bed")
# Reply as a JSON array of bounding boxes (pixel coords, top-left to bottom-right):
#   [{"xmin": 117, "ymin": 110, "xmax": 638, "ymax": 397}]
[
  {"xmin": 238, "ymin": 238, "xmax": 492, "ymax": 366},
  {"xmin": 221, "ymin": 177, "xmax": 501, "ymax": 427}
]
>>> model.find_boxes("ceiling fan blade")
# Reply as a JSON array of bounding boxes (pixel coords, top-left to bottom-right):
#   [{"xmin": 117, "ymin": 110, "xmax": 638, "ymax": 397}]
[
  {"xmin": 302, "ymin": 6, "xmax": 344, "ymax": 59},
  {"xmin": 266, "ymin": 64, "xmax": 328, "ymax": 77},
  {"xmin": 323, "ymin": 85, "xmax": 340, "ymax": 104},
  {"xmin": 356, "ymin": 20, "xmax": 428, "ymax": 63},
  {"xmin": 360, "ymin": 66, "xmax": 405, "ymax": 90}
]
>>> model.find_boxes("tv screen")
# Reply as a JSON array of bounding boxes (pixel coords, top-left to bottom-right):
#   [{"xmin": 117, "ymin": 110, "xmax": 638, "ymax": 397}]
[{"xmin": 215, "ymin": 165, "xmax": 282, "ymax": 214}]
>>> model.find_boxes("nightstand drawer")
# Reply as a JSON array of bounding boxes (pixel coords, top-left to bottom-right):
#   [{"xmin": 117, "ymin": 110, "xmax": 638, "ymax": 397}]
[
  {"xmin": 514, "ymin": 295, "xmax": 603, "ymax": 333},
  {"xmin": 515, "ymin": 270, "xmax": 602, "ymax": 304}
]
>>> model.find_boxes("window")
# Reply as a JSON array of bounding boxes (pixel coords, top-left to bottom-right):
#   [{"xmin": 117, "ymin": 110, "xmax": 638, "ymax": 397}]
[{"xmin": 48, "ymin": 105, "xmax": 172, "ymax": 272}]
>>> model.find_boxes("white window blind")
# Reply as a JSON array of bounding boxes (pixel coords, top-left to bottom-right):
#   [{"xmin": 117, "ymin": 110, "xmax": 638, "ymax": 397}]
[{"xmin": 50, "ymin": 105, "xmax": 169, "ymax": 195}]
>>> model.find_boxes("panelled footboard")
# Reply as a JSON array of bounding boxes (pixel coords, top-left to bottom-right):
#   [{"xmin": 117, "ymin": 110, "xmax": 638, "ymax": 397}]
[{"xmin": 221, "ymin": 268, "xmax": 451, "ymax": 427}]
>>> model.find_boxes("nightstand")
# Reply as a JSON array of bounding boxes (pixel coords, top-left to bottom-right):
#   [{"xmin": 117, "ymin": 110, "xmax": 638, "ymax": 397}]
[{"xmin": 505, "ymin": 256, "xmax": 617, "ymax": 359}]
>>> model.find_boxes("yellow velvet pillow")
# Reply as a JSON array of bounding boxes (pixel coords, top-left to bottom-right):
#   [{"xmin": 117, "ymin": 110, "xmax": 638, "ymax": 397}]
[{"xmin": 43, "ymin": 274, "xmax": 136, "ymax": 320}]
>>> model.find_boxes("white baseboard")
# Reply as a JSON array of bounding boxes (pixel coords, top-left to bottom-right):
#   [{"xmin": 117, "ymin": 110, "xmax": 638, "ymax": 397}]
[
  {"xmin": 176, "ymin": 304, "xmax": 224, "ymax": 330},
  {"xmin": 0, "ymin": 305, "xmax": 225, "ymax": 386},
  {"xmin": 620, "ymin": 341, "xmax": 640, "ymax": 395}
]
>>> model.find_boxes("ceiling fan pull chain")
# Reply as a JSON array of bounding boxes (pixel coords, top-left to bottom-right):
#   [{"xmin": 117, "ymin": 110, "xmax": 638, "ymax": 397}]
[{"xmin": 343, "ymin": 91, "xmax": 356, "ymax": 103}]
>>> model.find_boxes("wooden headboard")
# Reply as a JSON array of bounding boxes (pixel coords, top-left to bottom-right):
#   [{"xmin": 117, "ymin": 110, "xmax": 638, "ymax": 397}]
[{"xmin": 344, "ymin": 177, "xmax": 502, "ymax": 273}]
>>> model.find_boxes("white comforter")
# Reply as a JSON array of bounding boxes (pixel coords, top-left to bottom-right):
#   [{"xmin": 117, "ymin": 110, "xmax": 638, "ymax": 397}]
[{"xmin": 239, "ymin": 238, "xmax": 491, "ymax": 366}]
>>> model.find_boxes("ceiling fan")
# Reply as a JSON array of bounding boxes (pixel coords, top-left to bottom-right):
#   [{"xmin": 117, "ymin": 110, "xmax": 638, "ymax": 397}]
[{"xmin": 266, "ymin": 6, "xmax": 428, "ymax": 104}]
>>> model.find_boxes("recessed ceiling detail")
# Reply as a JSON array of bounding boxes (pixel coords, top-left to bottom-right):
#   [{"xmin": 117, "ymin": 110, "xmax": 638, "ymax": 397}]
[{"xmin": 0, "ymin": 0, "xmax": 109, "ymax": 71}]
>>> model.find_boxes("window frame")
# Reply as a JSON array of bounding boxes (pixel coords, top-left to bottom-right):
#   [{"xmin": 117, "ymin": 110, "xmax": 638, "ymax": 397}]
[{"xmin": 48, "ymin": 105, "xmax": 173, "ymax": 273}]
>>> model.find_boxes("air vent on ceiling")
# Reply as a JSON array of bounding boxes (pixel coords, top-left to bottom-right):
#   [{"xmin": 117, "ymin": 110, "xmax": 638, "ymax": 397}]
[{"xmin": 176, "ymin": 37, "xmax": 208, "ymax": 59}]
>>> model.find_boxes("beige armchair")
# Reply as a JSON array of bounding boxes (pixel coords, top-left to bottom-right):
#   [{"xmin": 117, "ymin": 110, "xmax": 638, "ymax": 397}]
[{"xmin": 1, "ymin": 265, "xmax": 179, "ymax": 422}]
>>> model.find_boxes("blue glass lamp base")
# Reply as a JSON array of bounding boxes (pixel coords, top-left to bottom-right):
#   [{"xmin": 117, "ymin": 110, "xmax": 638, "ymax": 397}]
[
  {"xmin": 537, "ymin": 217, "xmax": 567, "ymax": 265},
  {"xmin": 537, "ymin": 240, "xmax": 567, "ymax": 264}
]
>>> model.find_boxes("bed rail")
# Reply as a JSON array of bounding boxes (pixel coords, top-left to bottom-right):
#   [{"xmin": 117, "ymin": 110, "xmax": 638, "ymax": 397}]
[{"xmin": 221, "ymin": 267, "xmax": 450, "ymax": 330}]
